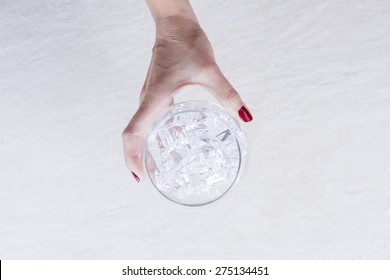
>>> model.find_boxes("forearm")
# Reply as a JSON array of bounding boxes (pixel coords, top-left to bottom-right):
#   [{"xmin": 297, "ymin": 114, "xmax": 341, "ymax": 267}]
[
  {"xmin": 146, "ymin": 0, "xmax": 200, "ymax": 37},
  {"xmin": 146, "ymin": 0, "xmax": 198, "ymax": 23}
]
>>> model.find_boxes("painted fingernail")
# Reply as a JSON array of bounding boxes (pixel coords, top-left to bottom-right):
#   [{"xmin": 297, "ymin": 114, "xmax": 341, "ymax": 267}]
[
  {"xmin": 238, "ymin": 105, "xmax": 253, "ymax": 122},
  {"xmin": 131, "ymin": 171, "xmax": 140, "ymax": 183}
]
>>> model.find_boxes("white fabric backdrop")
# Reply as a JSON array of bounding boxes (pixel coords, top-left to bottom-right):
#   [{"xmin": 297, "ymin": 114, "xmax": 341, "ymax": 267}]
[{"xmin": 1, "ymin": 0, "xmax": 390, "ymax": 259}]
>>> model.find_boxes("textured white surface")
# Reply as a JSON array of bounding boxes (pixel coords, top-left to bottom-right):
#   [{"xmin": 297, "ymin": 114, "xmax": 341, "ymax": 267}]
[{"xmin": 1, "ymin": 0, "xmax": 390, "ymax": 259}]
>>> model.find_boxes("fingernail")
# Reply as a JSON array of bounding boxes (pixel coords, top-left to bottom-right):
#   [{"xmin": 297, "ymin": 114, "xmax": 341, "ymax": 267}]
[
  {"xmin": 238, "ymin": 105, "xmax": 253, "ymax": 122},
  {"xmin": 131, "ymin": 171, "xmax": 140, "ymax": 183}
]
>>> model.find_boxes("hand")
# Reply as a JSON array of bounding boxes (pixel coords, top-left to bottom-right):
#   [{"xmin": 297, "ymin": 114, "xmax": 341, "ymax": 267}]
[{"xmin": 122, "ymin": 16, "xmax": 253, "ymax": 183}]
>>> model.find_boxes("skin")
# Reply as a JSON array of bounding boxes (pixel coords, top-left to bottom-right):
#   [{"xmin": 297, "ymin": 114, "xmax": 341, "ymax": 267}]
[{"xmin": 122, "ymin": 0, "xmax": 253, "ymax": 182}]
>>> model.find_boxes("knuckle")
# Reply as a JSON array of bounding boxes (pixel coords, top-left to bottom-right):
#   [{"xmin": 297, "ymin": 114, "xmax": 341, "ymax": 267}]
[
  {"xmin": 122, "ymin": 130, "xmax": 130, "ymax": 141},
  {"xmin": 226, "ymin": 88, "xmax": 240, "ymax": 103},
  {"xmin": 201, "ymin": 63, "xmax": 219, "ymax": 76},
  {"xmin": 122, "ymin": 128, "xmax": 136, "ymax": 141}
]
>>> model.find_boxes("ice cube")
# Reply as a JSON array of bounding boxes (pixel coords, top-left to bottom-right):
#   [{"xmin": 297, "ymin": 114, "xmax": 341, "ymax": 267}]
[
  {"xmin": 155, "ymin": 133, "xmax": 166, "ymax": 150},
  {"xmin": 164, "ymin": 178, "xmax": 182, "ymax": 193},
  {"xmin": 188, "ymin": 123, "xmax": 208, "ymax": 137},
  {"xmin": 174, "ymin": 143, "xmax": 195, "ymax": 170},
  {"xmin": 168, "ymin": 125, "xmax": 185, "ymax": 139},
  {"xmin": 187, "ymin": 135, "xmax": 205, "ymax": 149},
  {"xmin": 169, "ymin": 149, "xmax": 182, "ymax": 166},
  {"xmin": 197, "ymin": 112, "xmax": 207, "ymax": 126},
  {"xmin": 188, "ymin": 173, "xmax": 203, "ymax": 189},
  {"xmin": 206, "ymin": 173, "xmax": 224, "ymax": 185},
  {"xmin": 216, "ymin": 129, "xmax": 231, "ymax": 142},
  {"xmin": 200, "ymin": 144, "xmax": 216, "ymax": 158}
]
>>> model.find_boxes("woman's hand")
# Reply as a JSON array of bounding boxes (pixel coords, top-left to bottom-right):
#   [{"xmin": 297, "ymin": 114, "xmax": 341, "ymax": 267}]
[{"xmin": 122, "ymin": 4, "xmax": 253, "ymax": 183}]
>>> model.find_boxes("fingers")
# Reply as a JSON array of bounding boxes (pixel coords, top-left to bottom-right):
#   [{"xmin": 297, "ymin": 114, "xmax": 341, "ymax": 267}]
[
  {"xmin": 122, "ymin": 134, "xmax": 145, "ymax": 183},
  {"xmin": 202, "ymin": 65, "xmax": 253, "ymax": 123},
  {"xmin": 122, "ymin": 91, "xmax": 172, "ymax": 183}
]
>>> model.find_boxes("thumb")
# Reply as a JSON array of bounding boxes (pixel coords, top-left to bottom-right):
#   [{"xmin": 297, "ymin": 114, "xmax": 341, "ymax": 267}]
[
  {"xmin": 122, "ymin": 93, "xmax": 171, "ymax": 183},
  {"xmin": 203, "ymin": 65, "xmax": 253, "ymax": 123}
]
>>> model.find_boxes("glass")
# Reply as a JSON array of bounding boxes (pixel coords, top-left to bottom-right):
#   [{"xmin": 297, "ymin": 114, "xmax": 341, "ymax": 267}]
[{"xmin": 144, "ymin": 101, "xmax": 248, "ymax": 206}]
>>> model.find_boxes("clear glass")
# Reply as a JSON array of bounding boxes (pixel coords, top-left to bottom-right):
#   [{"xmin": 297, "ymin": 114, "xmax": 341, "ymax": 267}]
[{"xmin": 144, "ymin": 101, "xmax": 248, "ymax": 206}]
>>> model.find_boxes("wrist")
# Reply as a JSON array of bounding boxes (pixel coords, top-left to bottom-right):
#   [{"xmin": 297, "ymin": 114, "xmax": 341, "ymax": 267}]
[
  {"xmin": 155, "ymin": 16, "xmax": 201, "ymax": 40},
  {"xmin": 146, "ymin": 0, "xmax": 199, "ymax": 37}
]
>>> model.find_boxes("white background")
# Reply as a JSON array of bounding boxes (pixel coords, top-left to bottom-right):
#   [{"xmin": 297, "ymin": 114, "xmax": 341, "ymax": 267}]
[{"xmin": 1, "ymin": 0, "xmax": 390, "ymax": 259}]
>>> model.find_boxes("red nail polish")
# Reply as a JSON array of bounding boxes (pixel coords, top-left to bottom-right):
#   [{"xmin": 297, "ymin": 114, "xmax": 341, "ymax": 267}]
[
  {"xmin": 238, "ymin": 106, "xmax": 253, "ymax": 122},
  {"xmin": 131, "ymin": 171, "xmax": 140, "ymax": 183}
]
